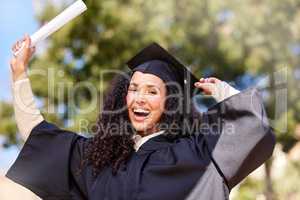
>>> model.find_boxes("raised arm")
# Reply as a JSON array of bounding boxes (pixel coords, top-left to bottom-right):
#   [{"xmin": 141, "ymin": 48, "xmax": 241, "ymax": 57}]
[
  {"xmin": 10, "ymin": 35, "xmax": 44, "ymax": 141},
  {"xmin": 195, "ymin": 77, "xmax": 275, "ymax": 189},
  {"xmin": 7, "ymin": 36, "xmax": 92, "ymax": 199}
]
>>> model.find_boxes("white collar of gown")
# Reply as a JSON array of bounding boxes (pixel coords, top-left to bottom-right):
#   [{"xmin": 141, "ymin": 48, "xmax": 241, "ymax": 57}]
[{"xmin": 132, "ymin": 130, "xmax": 165, "ymax": 152}]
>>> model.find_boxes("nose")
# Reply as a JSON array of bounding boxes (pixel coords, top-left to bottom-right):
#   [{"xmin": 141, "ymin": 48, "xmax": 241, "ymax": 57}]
[{"xmin": 135, "ymin": 92, "xmax": 147, "ymax": 104}]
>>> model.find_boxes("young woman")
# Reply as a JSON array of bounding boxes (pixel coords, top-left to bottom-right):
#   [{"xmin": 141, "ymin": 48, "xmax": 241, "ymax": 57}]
[{"xmin": 7, "ymin": 36, "xmax": 275, "ymax": 200}]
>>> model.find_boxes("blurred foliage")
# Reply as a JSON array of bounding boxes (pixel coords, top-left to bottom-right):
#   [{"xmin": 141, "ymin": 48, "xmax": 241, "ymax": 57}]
[
  {"xmin": 1, "ymin": 0, "xmax": 300, "ymax": 198},
  {"xmin": 0, "ymin": 102, "xmax": 17, "ymax": 144},
  {"xmin": 28, "ymin": 0, "xmax": 300, "ymax": 146},
  {"xmin": 233, "ymin": 153, "xmax": 300, "ymax": 200},
  {"xmin": 233, "ymin": 177, "xmax": 265, "ymax": 200}
]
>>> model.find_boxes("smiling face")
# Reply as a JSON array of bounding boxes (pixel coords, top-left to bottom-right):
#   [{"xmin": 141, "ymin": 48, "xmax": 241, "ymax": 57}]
[{"xmin": 126, "ymin": 71, "xmax": 167, "ymax": 136}]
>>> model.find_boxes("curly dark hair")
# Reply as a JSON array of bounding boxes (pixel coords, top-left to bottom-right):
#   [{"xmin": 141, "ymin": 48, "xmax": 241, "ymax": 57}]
[{"xmin": 85, "ymin": 71, "xmax": 200, "ymax": 176}]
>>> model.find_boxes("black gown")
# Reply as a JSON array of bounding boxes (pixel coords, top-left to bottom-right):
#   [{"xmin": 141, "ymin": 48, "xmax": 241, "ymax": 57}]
[{"xmin": 6, "ymin": 88, "xmax": 275, "ymax": 200}]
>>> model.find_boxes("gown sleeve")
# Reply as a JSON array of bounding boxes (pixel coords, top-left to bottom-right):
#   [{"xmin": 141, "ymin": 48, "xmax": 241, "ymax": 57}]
[
  {"xmin": 201, "ymin": 87, "xmax": 276, "ymax": 189},
  {"xmin": 5, "ymin": 120, "xmax": 93, "ymax": 199}
]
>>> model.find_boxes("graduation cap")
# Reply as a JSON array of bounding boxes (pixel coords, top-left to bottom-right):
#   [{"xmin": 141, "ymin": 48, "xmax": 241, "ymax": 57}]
[
  {"xmin": 126, "ymin": 43, "xmax": 200, "ymax": 134},
  {"xmin": 126, "ymin": 42, "xmax": 200, "ymax": 99}
]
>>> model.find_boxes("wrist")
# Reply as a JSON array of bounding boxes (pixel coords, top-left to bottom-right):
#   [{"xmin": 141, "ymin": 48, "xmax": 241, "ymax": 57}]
[{"xmin": 13, "ymin": 70, "xmax": 28, "ymax": 82}]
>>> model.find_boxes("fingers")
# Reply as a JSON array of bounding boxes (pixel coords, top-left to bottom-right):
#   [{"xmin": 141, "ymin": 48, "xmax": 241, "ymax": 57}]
[
  {"xmin": 207, "ymin": 77, "xmax": 221, "ymax": 84},
  {"xmin": 12, "ymin": 41, "xmax": 18, "ymax": 52},
  {"xmin": 195, "ymin": 77, "xmax": 221, "ymax": 86},
  {"xmin": 24, "ymin": 34, "xmax": 31, "ymax": 48},
  {"xmin": 12, "ymin": 40, "xmax": 23, "ymax": 54},
  {"xmin": 195, "ymin": 83, "xmax": 215, "ymax": 95},
  {"xmin": 11, "ymin": 34, "xmax": 31, "ymax": 54},
  {"xmin": 194, "ymin": 77, "xmax": 222, "ymax": 95},
  {"xmin": 197, "ymin": 77, "xmax": 221, "ymax": 83}
]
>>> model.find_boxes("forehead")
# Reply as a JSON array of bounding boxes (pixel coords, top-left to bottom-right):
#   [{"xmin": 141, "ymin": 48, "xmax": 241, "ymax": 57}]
[{"xmin": 130, "ymin": 71, "xmax": 165, "ymax": 87}]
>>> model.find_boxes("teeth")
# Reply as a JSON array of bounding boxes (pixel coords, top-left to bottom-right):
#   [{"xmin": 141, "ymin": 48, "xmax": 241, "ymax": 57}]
[{"xmin": 133, "ymin": 108, "xmax": 150, "ymax": 114}]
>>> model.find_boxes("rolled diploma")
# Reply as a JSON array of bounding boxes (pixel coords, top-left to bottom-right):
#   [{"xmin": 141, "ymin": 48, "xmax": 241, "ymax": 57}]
[{"xmin": 14, "ymin": 0, "xmax": 87, "ymax": 56}]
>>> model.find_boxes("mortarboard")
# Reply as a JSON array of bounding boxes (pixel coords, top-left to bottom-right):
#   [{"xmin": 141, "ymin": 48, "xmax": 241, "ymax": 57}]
[{"xmin": 126, "ymin": 42, "xmax": 200, "ymax": 99}]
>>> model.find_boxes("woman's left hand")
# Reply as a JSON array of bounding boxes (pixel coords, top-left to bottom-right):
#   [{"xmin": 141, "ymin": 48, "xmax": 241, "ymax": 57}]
[{"xmin": 194, "ymin": 77, "xmax": 240, "ymax": 102}]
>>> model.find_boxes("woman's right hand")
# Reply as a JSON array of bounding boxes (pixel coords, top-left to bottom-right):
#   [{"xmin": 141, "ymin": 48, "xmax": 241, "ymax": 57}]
[{"xmin": 10, "ymin": 34, "xmax": 35, "ymax": 81}]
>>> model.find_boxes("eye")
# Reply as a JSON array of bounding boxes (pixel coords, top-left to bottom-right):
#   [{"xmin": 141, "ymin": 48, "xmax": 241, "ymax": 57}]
[
  {"xmin": 148, "ymin": 90, "xmax": 158, "ymax": 95},
  {"xmin": 128, "ymin": 86, "xmax": 137, "ymax": 92}
]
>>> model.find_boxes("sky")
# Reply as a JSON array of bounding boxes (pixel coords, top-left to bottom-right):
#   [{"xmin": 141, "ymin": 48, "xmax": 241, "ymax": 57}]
[
  {"xmin": 0, "ymin": 0, "xmax": 74, "ymax": 174},
  {"xmin": 0, "ymin": 0, "xmax": 38, "ymax": 101},
  {"xmin": 0, "ymin": 0, "xmax": 38, "ymax": 173}
]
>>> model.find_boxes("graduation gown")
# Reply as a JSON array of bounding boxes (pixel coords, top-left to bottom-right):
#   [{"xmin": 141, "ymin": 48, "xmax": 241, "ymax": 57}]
[{"xmin": 6, "ymin": 88, "xmax": 275, "ymax": 200}]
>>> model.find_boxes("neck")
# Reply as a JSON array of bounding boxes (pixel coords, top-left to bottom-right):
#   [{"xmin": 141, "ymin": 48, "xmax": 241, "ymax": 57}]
[{"xmin": 136, "ymin": 125, "xmax": 160, "ymax": 137}]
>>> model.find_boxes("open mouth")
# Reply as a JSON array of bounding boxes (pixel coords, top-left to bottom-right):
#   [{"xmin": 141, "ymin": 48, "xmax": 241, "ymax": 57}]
[{"xmin": 133, "ymin": 108, "xmax": 150, "ymax": 118}]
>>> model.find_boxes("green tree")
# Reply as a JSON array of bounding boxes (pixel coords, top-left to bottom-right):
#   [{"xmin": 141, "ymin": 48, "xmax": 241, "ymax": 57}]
[{"xmin": 0, "ymin": 101, "xmax": 17, "ymax": 145}]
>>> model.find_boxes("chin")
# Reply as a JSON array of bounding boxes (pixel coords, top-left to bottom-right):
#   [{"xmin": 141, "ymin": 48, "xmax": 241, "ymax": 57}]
[
  {"xmin": 132, "ymin": 122, "xmax": 156, "ymax": 134},
  {"xmin": 133, "ymin": 123, "xmax": 151, "ymax": 131}
]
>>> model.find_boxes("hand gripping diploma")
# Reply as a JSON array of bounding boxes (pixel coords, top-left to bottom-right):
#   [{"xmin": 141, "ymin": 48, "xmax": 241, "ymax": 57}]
[{"xmin": 14, "ymin": 0, "xmax": 87, "ymax": 57}]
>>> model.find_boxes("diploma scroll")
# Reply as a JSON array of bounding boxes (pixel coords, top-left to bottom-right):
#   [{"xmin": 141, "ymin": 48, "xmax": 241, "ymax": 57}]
[{"xmin": 14, "ymin": 0, "xmax": 87, "ymax": 56}]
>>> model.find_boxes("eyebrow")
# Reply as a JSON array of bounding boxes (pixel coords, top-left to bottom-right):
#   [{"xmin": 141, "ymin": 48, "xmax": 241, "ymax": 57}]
[{"xmin": 129, "ymin": 82, "xmax": 160, "ymax": 89}]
